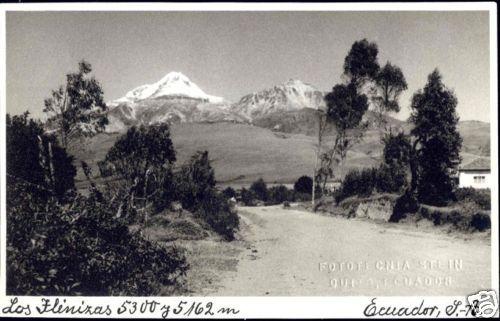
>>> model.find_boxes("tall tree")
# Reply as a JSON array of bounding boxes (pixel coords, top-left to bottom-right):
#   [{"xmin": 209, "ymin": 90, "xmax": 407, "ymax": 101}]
[
  {"xmin": 319, "ymin": 82, "xmax": 369, "ymax": 188},
  {"xmin": 372, "ymin": 62, "xmax": 408, "ymax": 133},
  {"xmin": 409, "ymin": 69, "xmax": 462, "ymax": 205},
  {"xmin": 44, "ymin": 60, "xmax": 108, "ymax": 148},
  {"xmin": 343, "ymin": 38, "xmax": 380, "ymax": 88},
  {"xmin": 312, "ymin": 39, "xmax": 377, "ymax": 209}
]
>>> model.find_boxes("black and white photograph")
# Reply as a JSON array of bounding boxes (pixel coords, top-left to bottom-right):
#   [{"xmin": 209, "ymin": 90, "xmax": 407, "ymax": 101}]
[{"xmin": 0, "ymin": 2, "xmax": 498, "ymax": 319}]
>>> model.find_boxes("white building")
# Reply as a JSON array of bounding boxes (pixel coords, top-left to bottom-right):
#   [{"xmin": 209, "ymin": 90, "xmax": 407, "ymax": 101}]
[{"xmin": 458, "ymin": 158, "xmax": 491, "ymax": 189}]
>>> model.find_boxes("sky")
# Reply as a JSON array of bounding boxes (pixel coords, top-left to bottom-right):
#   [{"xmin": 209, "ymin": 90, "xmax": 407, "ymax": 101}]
[{"xmin": 6, "ymin": 11, "xmax": 491, "ymax": 122}]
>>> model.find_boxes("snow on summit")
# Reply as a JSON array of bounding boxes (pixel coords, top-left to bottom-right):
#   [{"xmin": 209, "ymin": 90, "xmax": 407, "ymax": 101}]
[{"xmin": 112, "ymin": 71, "xmax": 224, "ymax": 105}]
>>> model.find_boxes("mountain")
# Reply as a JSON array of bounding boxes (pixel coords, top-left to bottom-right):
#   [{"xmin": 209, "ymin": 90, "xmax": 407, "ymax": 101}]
[
  {"xmin": 110, "ymin": 71, "xmax": 224, "ymax": 105},
  {"xmin": 104, "ymin": 74, "xmax": 490, "ymax": 161},
  {"xmin": 232, "ymin": 79, "xmax": 325, "ymax": 120},
  {"xmin": 105, "ymin": 72, "xmax": 247, "ymax": 132}
]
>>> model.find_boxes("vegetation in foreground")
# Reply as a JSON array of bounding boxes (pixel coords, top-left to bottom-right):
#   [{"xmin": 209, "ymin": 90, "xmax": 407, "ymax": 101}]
[{"xmin": 6, "ymin": 62, "xmax": 239, "ymax": 296}]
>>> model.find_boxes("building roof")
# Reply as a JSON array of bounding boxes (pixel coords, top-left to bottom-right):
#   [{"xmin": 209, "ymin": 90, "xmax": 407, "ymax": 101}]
[{"xmin": 460, "ymin": 157, "xmax": 491, "ymax": 171}]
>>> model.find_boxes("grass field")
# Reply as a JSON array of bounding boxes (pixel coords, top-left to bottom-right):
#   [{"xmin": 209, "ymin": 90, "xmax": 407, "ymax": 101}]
[{"xmin": 72, "ymin": 121, "xmax": 490, "ymax": 189}]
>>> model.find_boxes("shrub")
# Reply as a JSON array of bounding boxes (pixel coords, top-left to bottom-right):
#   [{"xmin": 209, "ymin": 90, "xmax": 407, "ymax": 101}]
[
  {"xmin": 293, "ymin": 191, "xmax": 312, "ymax": 202},
  {"xmin": 197, "ymin": 190, "xmax": 240, "ymax": 240},
  {"xmin": 222, "ymin": 186, "xmax": 237, "ymax": 199},
  {"xmin": 6, "ymin": 113, "xmax": 76, "ymax": 202},
  {"xmin": 6, "ymin": 187, "xmax": 187, "ymax": 296},
  {"xmin": 335, "ymin": 164, "xmax": 406, "ymax": 204},
  {"xmin": 268, "ymin": 185, "xmax": 290, "ymax": 204},
  {"xmin": 239, "ymin": 188, "xmax": 257, "ymax": 206},
  {"xmin": 335, "ymin": 168, "xmax": 375, "ymax": 203},
  {"xmin": 294, "ymin": 176, "xmax": 313, "ymax": 194},
  {"xmin": 470, "ymin": 212, "xmax": 491, "ymax": 231},
  {"xmin": 376, "ymin": 164, "xmax": 406, "ymax": 194},
  {"xmin": 455, "ymin": 187, "xmax": 491, "ymax": 210},
  {"xmin": 175, "ymin": 151, "xmax": 239, "ymax": 239},
  {"xmin": 389, "ymin": 191, "xmax": 419, "ymax": 222},
  {"xmin": 175, "ymin": 151, "xmax": 215, "ymax": 211},
  {"xmin": 98, "ymin": 124, "xmax": 177, "ymax": 219},
  {"xmin": 250, "ymin": 178, "xmax": 269, "ymax": 202}
]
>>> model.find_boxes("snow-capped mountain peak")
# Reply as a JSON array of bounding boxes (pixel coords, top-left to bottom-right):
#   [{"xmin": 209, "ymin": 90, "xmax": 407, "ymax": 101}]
[
  {"xmin": 112, "ymin": 71, "xmax": 224, "ymax": 105},
  {"xmin": 105, "ymin": 71, "xmax": 244, "ymax": 132},
  {"xmin": 233, "ymin": 78, "xmax": 326, "ymax": 120}
]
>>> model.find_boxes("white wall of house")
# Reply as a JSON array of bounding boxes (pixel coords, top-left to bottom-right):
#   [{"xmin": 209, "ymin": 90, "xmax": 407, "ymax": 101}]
[{"xmin": 458, "ymin": 171, "xmax": 491, "ymax": 189}]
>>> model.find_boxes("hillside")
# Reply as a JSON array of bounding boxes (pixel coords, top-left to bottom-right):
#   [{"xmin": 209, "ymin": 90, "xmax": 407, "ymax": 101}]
[{"xmin": 72, "ymin": 120, "xmax": 489, "ymax": 191}]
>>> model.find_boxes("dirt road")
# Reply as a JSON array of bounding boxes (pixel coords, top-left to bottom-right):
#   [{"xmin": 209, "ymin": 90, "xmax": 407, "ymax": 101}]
[{"xmin": 205, "ymin": 205, "xmax": 491, "ymax": 296}]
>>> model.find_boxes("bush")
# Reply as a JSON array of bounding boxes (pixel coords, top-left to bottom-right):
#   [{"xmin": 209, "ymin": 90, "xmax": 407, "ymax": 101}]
[
  {"xmin": 6, "ymin": 113, "xmax": 76, "ymax": 202},
  {"xmin": 175, "ymin": 151, "xmax": 215, "ymax": 211},
  {"xmin": 376, "ymin": 164, "xmax": 407, "ymax": 194},
  {"xmin": 293, "ymin": 191, "xmax": 312, "ymax": 202},
  {"xmin": 98, "ymin": 124, "xmax": 177, "ymax": 219},
  {"xmin": 268, "ymin": 185, "xmax": 290, "ymax": 205},
  {"xmin": 197, "ymin": 190, "xmax": 239, "ymax": 240},
  {"xmin": 222, "ymin": 186, "xmax": 237, "ymax": 199},
  {"xmin": 470, "ymin": 212, "xmax": 491, "ymax": 231},
  {"xmin": 335, "ymin": 168, "xmax": 376, "ymax": 203},
  {"xmin": 294, "ymin": 176, "xmax": 313, "ymax": 194},
  {"xmin": 335, "ymin": 165, "xmax": 406, "ymax": 203},
  {"xmin": 455, "ymin": 187, "xmax": 491, "ymax": 210},
  {"xmin": 417, "ymin": 205, "xmax": 491, "ymax": 232},
  {"xmin": 250, "ymin": 178, "xmax": 269, "ymax": 202},
  {"xmin": 6, "ymin": 187, "xmax": 187, "ymax": 296},
  {"xmin": 239, "ymin": 188, "xmax": 257, "ymax": 206},
  {"xmin": 175, "ymin": 151, "xmax": 239, "ymax": 239},
  {"xmin": 389, "ymin": 191, "xmax": 419, "ymax": 222}
]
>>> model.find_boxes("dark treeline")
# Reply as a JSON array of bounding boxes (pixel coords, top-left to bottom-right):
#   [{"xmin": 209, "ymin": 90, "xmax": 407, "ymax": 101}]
[{"xmin": 223, "ymin": 175, "xmax": 315, "ymax": 207}]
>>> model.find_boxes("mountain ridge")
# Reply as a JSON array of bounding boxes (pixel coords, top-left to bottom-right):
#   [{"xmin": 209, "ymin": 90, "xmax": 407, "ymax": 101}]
[{"xmin": 104, "ymin": 72, "xmax": 489, "ymax": 142}]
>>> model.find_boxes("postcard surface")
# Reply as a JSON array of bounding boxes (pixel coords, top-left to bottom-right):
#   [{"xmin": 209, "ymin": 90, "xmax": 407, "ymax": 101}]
[{"xmin": 0, "ymin": 2, "xmax": 498, "ymax": 319}]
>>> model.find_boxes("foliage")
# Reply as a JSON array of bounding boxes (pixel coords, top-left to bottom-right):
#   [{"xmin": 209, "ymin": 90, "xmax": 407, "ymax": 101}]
[
  {"xmin": 418, "ymin": 205, "xmax": 490, "ymax": 232},
  {"xmin": 470, "ymin": 212, "xmax": 491, "ymax": 231},
  {"xmin": 43, "ymin": 60, "xmax": 108, "ymax": 148},
  {"xmin": 250, "ymin": 178, "xmax": 269, "ymax": 202},
  {"xmin": 6, "ymin": 177, "xmax": 187, "ymax": 296},
  {"xmin": 389, "ymin": 191, "xmax": 419, "ymax": 223},
  {"xmin": 196, "ymin": 190, "xmax": 240, "ymax": 240},
  {"xmin": 268, "ymin": 185, "xmax": 290, "ymax": 205},
  {"xmin": 410, "ymin": 69, "xmax": 462, "ymax": 206},
  {"xmin": 343, "ymin": 38, "xmax": 380, "ymax": 87},
  {"xmin": 325, "ymin": 82, "xmax": 369, "ymax": 133},
  {"xmin": 239, "ymin": 188, "xmax": 257, "ymax": 206},
  {"xmin": 372, "ymin": 62, "xmax": 408, "ymax": 131},
  {"xmin": 382, "ymin": 131, "xmax": 411, "ymax": 168},
  {"xmin": 6, "ymin": 112, "xmax": 76, "ymax": 202},
  {"xmin": 317, "ymin": 82, "xmax": 369, "ymax": 191},
  {"xmin": 313, "ymin": 39, "xmax": 377, "ymax": 207},
  {"xmin": 294, "ymin": 175, "xmax": 313, "ymax": 194},
  {"xmin": 222, "ymin": 186, "xmax": 237, "ymax": 199},
  {"xmin": 100, "ymin": 124, "xmax": 176, "ymax": 182},
  {"xmin": 176, "ymin": 151, "xmax": 239, "ymax": 239},
  {"xmin": 455, "ymin": 187, "xmax": 491, "ymax": 210},
  {"xmin": 98, "ymin": 124, "xmax": 176, "ymax": 219},
  {"xmin": 175, "ymin": 151, "xmax": 215, "ymax": 211},
  {"xmin": 335, "ymin": 165, "xmax": 406, "ymax": 204}
]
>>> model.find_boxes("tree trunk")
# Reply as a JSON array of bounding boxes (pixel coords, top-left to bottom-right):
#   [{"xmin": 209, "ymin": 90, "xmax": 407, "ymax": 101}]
[
  {"xmin": 409, "ymin": 140, "xmax": 420, "ymax": 194},
  {"xmin": 312, "ymin": 112, "xmax": 323, "ymax": 211}
]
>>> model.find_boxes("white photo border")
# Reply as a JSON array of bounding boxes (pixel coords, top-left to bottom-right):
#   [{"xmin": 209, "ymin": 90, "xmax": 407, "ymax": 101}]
[{"xmin": 0, "ymin": 2, "xmax": 497, "ymax": 319}]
